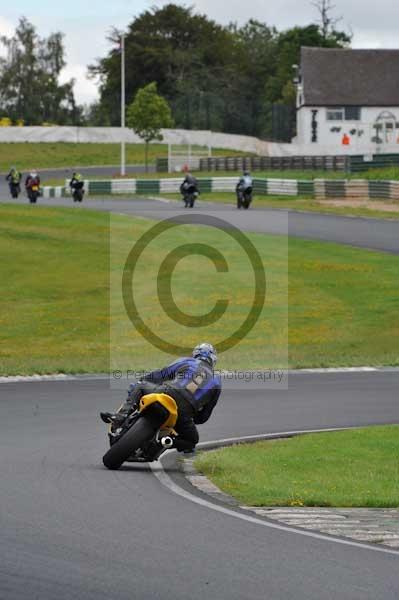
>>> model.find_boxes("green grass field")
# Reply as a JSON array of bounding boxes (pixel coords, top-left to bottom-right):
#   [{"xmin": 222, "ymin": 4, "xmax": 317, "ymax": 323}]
[
  {"xmin": 0, "ymin": 143, "xmax": 248, "ymax": 173},
  {"xmin": 0, "ymin": 206, "xmax": 109, "ymax": 374},
  {"xmin": 1, "ymin": 205, "xmax": 399, "ymax": 374},
  {"xmin": 194, "ymin": 426, "xmax": 399, "ymax": 507}
]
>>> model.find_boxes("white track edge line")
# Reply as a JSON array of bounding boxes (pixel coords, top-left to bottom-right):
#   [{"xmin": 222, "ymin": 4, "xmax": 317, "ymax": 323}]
[
  {"xmin": 149, "ymin": 428, "xmax": 399, "ymax": 557},
  {"xmin": 2, "ymin": 367, "xmax": 399, "ymax": 383}
]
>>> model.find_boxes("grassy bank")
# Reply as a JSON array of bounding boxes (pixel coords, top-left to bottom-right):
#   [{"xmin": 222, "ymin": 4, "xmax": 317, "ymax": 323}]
[
  {"xmin": 0, "ymin": 143, "xmax": 248, "ymax": 172},
  {"xmin": 0, "ymin": 206, "xmax": 109, "ymax": 374},
  {"xmin": 36, "ymin": 166, "xmax": 399, "ymax": 185},
  {"xmin": 1, "ymin": 205, "xmax": 399, "ymax": 374},
  {"xmin": 194, "ymin": 426, "xmax": 399, "ymax": 508}
]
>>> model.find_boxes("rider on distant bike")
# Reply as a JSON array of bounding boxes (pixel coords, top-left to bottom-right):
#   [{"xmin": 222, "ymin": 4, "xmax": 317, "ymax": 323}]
[
  {"xmin": 236, "ymin": 171, "xmax": 253, "ymax": 209},
  {"xmin": 6, "ymin": 166, "xmax": 22, "ymax": 196},
  {"xmin": 180, "ymin": 173, "xmax": 200, "ymax": 207},
  {"xmin": 69, "ymin": 171, "xmax": 84, "ymax": 201},
  {"xmin": 101, "ymin": 343, "xmax": 221, "ymax": 457},
  {"xmin": 25, "ymin": 170, "xmax": 41, "ymax": 200}
]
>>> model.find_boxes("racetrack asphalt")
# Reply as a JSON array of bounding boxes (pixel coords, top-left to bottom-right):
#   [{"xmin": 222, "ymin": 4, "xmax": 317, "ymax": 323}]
[
  {"xmin": 2, "ymin": 193, "xmax": 399, "ymax": 255},
  {"xmin": 2, "ymin": 156, "xmax": 399, "ymax": 255},
  {"xmin": 1, "ymin": 372, "xmax": 398, "ymax": 600},
  {"xmin": 2, "ymin": 188, "xmax": 399, "ymax": 598}
]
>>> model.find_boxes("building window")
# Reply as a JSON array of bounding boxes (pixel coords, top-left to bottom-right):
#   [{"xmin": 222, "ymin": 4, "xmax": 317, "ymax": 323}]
[
  {"xmin": 326, "ymin": 107, "xmax": 361, "ymax": 121},
  {"xmin": 327, "ymin": 108, "xmax": 343, "ymax": 121},
  {"xmin": 344, "ymin": 106, "xmax": 361, "ymax": 121},
  {"xmin": 311, "ymin": 109, "xmax": 318, "ymax": 142}
]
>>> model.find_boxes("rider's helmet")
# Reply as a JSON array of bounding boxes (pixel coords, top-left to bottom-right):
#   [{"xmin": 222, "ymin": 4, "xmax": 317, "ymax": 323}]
[
  {"xmin": 192, "ymin": 343, "xmax": 217, "ymax": 367},
  {"xmin": 244, "ymin": 171, "xmax": 251, "ymax": 177},
  {"xmin": 30, "ymin": 170, "xmax": 37, "ymax": 178}
]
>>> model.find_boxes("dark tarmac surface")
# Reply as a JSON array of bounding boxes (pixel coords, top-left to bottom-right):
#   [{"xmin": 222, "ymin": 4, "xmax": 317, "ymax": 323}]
[
  {"xmin": 1, "ymin": 373, "xmax": 399, "ymax": 600},
  {"xmin": 2, "ymin": 194, "xmax": 399, "ymax": 255}
]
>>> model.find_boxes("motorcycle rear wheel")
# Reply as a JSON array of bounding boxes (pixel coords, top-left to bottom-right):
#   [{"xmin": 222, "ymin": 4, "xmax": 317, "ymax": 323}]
[{"xmin": 102, "ymin": 417, "xmax": 155, "ymax": 470}]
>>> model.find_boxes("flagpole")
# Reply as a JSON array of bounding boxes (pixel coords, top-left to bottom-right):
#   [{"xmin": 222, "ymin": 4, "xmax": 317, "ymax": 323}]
[{"xmin": 121, "ymin": 33, "xmax": 126, "ymax": 176}]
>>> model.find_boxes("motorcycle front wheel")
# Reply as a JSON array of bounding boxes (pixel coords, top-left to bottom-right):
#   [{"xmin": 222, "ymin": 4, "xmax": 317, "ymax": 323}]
[{"xmin": 102, "ymin": 417, "xmax": 155, "ymax": 470}]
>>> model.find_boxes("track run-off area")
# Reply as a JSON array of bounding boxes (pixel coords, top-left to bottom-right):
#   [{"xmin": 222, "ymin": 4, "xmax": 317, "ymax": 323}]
[{"xmin": 1, "ymin": 194, "xmax": 399, "ymax": 599}]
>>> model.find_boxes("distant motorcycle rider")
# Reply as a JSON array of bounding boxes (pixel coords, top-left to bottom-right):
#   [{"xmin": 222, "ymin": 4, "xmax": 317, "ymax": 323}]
[
  {"xmin": 180, "ymin": 172, "xmax": 199, "ymax": 208},
  {"xmin": 236, "ymin": 171, "xmax": 253, "ymax": 209},
  {"xmin": 6, "ymin": 166, "xmax": 22, "ymax": 197},
  {"xmin": 69, "ymin": 171, "xmax": 84, "ymax": 202},
  {"xmin": 25, "ymin": 170, "xmax": 41, "ymax": 201},
  {"xmin": 101, "ymin": 343, "xmax": 221, "ymax": 456}
]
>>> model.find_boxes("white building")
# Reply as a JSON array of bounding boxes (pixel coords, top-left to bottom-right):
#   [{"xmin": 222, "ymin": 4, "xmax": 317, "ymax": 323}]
[{"xmin": 295, "ymin": 48, "xmax": 399, "ymax": 155}]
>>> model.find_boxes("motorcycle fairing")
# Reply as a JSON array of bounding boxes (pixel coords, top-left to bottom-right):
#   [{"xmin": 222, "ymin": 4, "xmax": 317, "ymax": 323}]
[{"xmin": 139, "ymin": 393, "xmax": 178, "ymax": 428}]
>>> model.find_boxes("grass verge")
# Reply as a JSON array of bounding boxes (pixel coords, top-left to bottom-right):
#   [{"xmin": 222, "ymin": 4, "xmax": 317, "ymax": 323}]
[
  {"xmin": 0, "ymin": 143, "xmax": 248, "ymax": 172},
  {"xmin": 194, "ymin": 426, "xmax": 399, "ymax": 508},
  {"xmin": 1, "ymin": 205, "xmax": 399, "ymax": 374},
  {"xmin": 33, "ymin": 184, "xmax": 399, "ymax": 221},
  {"xmin": 42, "ymin": 166, "xmax": 399, "ymax": 184},
  {"xmin": 155, "ymin": 192, "xmax": 399, "ymax": 220}
]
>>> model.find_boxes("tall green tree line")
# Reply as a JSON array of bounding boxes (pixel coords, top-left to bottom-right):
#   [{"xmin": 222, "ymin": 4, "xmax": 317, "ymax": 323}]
[
  {"xmin": 88, "ymin": 3, "xmax": 350, "ymax": 140},
  {"xmin": 0, "ymin": 17, "xmax": 82, "ymax": 125}
]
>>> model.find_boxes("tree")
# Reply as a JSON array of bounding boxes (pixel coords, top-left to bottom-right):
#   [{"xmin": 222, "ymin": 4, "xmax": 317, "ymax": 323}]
[
  {"xmin": 127, "ymin": 82, "xmax": 174, "ymax": 171},
  {"xmin": 0, "ymin": 17, "xmax": 80, "ymax": 125},
  {"xmin": 88, "ymin": 4, "xmax": 238, "ymax": 127},
  {"xmin": 312, "ymin": 0, "xmax": 342, "ymax": 41},
  {"xmin": 89, "ymin": 3, "xmax": 351, "ymax": 139}
]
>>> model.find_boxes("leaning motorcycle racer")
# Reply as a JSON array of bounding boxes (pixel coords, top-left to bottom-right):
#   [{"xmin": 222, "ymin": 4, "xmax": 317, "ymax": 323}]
[{"xmin": 101, "ymin": 343, "xmax": 221, "ymax": 456}]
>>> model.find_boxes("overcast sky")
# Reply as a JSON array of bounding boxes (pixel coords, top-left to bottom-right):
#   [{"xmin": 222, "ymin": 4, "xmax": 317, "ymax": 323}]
[{"xmin": 1, "ymin": 0, "xmax": 398, "ymax": 105}]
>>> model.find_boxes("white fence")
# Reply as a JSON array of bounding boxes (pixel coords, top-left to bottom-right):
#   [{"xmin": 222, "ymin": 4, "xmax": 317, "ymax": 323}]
[
  {"xmin": 1, "ymin": 126, "xmax": 396, "ymax": 157},
  {"xmin": 0, "ymin": 126, "xmax": 269, "ymax": 154}
]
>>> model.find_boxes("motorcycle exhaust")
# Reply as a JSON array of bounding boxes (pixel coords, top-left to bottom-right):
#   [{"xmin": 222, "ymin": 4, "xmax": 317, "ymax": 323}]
[{"xmin": 160, "ymin": 436, "xmax": 174, "ymax": 448}]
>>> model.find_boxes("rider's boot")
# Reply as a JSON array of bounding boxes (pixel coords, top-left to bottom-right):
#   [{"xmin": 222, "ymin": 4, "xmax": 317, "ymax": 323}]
[{"xmin": 100, "ymin": 411, "xmax": 128, "ymax": 426}]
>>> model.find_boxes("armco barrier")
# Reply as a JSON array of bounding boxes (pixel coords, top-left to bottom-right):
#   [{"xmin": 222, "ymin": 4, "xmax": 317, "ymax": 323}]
[
  {"xmin": 42, "ymin": 186, "xmax": 67, "ymax": 198},
  {"xmin": 368, "ymin": 180, "xmax": 391, "ymax": 199},
  {"xmin": 391, "ymin": 181, "xmax": 399, "ymax": 200},
  {"xmin": 346, "ymin": 180, "xmax": 369, "ymax": 199},
  {"xmin": 54, "ymin": 177, "xmax": 314, "ymax": 198},
  {"xmin": 42, "ymin": 177, "xmax": 399, "ymax": 201},
  {"xmin": 314, "ymin": 178, "xmax": 399, "ymax": 200}
]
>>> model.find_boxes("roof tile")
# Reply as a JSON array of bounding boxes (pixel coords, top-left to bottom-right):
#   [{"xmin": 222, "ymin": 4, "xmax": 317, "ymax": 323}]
[{"xmin": 301, "ymin": 47, "xmax": 399, "ymax": 106}]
